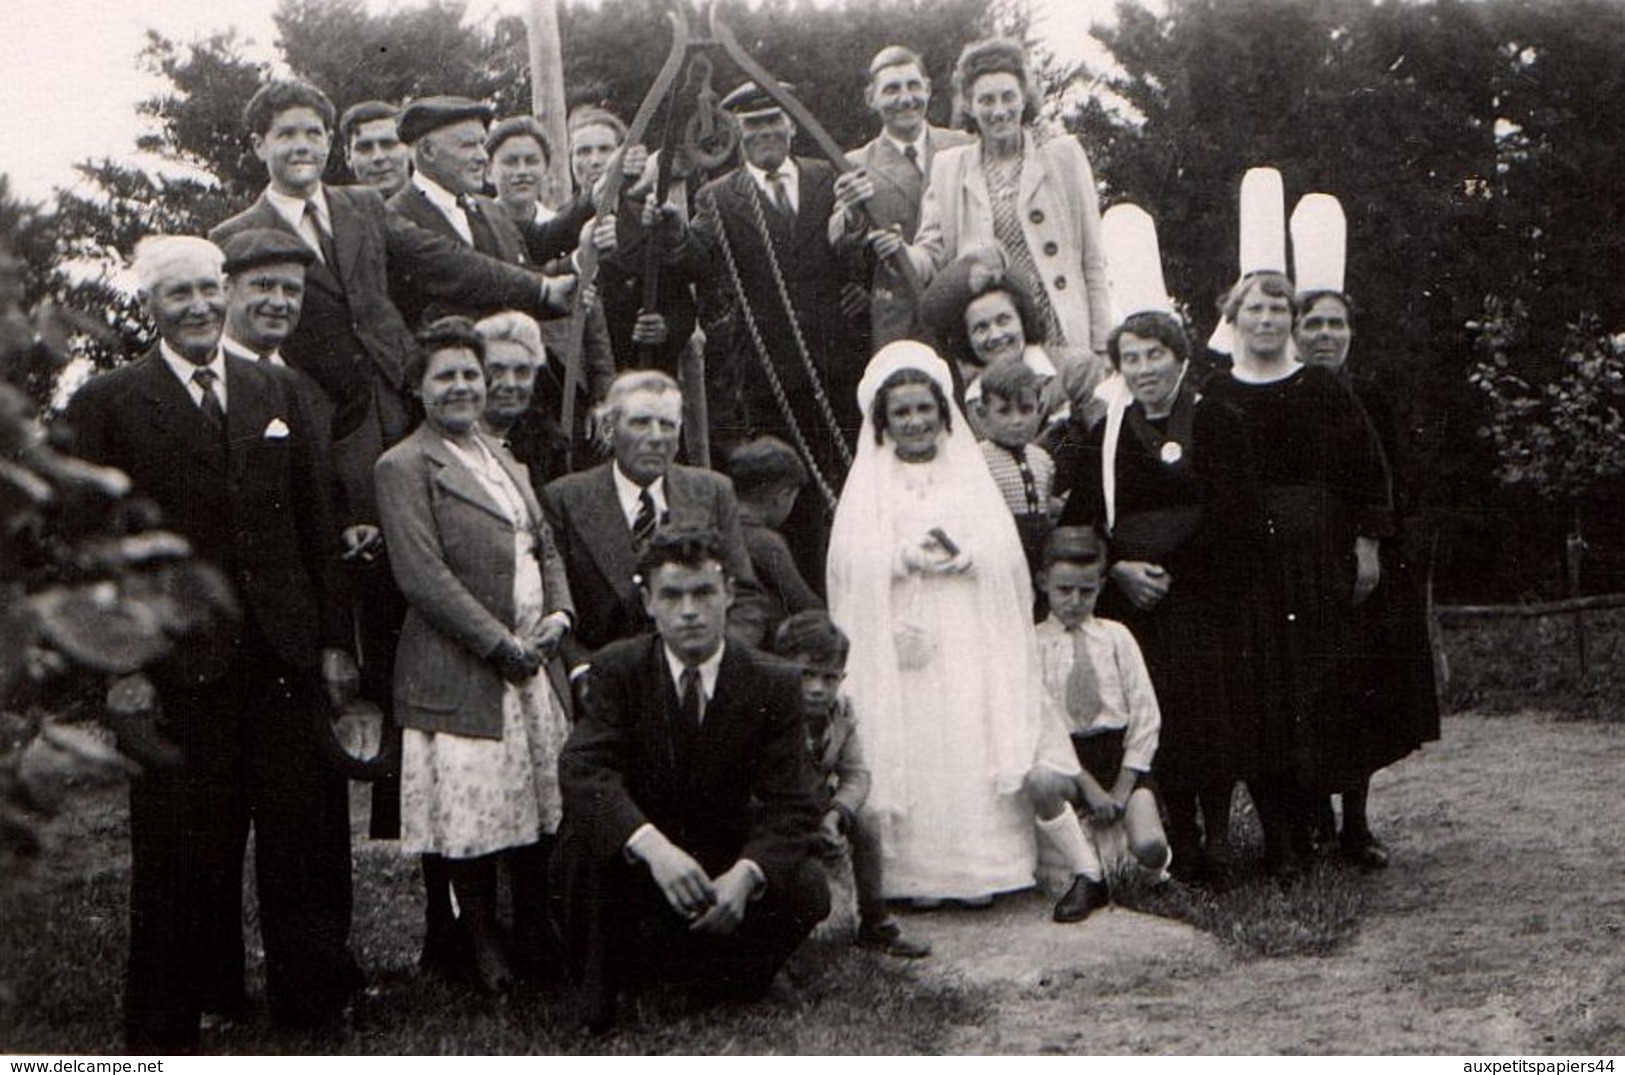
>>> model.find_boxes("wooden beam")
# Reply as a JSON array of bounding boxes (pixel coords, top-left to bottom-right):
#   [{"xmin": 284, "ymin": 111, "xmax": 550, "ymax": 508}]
[{"xmin": 526, "ymin": 0, "xmax": 572, "ymax": 208}]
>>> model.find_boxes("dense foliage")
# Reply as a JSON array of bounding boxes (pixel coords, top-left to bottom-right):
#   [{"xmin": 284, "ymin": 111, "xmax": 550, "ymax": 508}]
[{"xmin": 3, "ymin": 0, "xmax": 1622, "ymax": 598}]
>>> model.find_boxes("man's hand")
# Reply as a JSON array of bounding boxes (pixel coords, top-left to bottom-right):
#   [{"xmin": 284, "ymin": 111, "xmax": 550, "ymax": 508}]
[
  {"xmin": 543, "ymin": 273, "xmax": 579, "ymax": 313},
  {"xmin": 340, "ymin": 524, "xmax": 383, "ymax": 564},
  {"xmin": 1352, "ymin": 536, "xmax": 1381, "ymax": 605},
  {"xmin": 590, "ymin": 214, "xmax": 618, "ymax": 256},
  {"xmin": 690, "ymin": 861, "xmax": 757, "ymax": 935},
  {"xmin": 832, "ymin": 169, "xmax": 875, "ymax": 223},
  {"xmin": 1110, "ymin": 560, "xmax": 1171, "ymax": 610},
  {"xmin": 320, "ymin": 647, "xmax": 361, "ymax": 709},
  {"xmin": 636, "ymin": 831, "xmax": 716, "ymax": 921},
  {"xmin": 868, "ymin": 226, "xmax": 905, "ymax": 261},
  {"xmin": 818, "ymin": 808, "xmax": 848, "ymax": 856},
  {"xmin": 1077, "ymin": 775, "xmax": 1120, "ymax": 824},
  {"xmin": 630, "ymin": 311, "xmax": 669, "ymax": 346}
]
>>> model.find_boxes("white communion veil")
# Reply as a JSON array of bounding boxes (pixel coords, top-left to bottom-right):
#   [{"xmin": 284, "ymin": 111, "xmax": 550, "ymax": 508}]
[{"xmin": 827, "ymin": 341, "xmax": 1068, "ymax": 822}]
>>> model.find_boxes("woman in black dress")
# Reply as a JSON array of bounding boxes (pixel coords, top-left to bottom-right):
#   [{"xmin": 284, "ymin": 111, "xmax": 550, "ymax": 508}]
[
  {"xmin": 1295, "ymin": 290, "xmax": 1441, "ymax": 867},
  {"xmin": 1058, "ymin": 311, "xmax": 1263, "ymax": 884},
  {"xmin": 1201, "ymin": 271, "xmax": 1391, "ymax": 877}
]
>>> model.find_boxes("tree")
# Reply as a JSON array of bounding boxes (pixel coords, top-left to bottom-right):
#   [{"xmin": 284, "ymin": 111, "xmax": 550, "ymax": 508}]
[{"xmin": 1062, "ymin": 0, "xmax": 1625, "ymax": 599}]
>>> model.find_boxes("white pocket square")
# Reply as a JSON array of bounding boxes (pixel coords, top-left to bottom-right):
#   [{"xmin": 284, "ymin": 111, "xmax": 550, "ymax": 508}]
[{"xmin": 263, "ymin": 418, "xmax": 291, "ymax": 439}]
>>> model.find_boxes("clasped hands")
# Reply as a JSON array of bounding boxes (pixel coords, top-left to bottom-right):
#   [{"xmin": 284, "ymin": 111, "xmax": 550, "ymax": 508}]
[
  {"xmin": 899, "ymin": 533, "xmax": 973, "ymax": 576},
  {"xmin": 638, "ymin": 830, "xmax": 757, "ymax": 935},
  {"xmin": 1111, "ymin": 560, "xmax": 1171, "ymax": 610},
  {"xmin": 488, "ymin": 617, "xmax": 568, "ymax": 685}
]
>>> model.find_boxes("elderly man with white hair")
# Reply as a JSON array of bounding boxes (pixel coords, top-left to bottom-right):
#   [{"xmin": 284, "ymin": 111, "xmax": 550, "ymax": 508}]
[
  {"xmin": 543, "ymin": 369, "xmax": 768, "ymax": 668},
  {"xmin": 66, "ymin": 235, "xmax": 361, "ymax": 1052}
]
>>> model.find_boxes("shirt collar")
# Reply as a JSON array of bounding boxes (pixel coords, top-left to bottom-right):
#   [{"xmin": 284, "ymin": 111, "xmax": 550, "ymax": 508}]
[
  {"xmin": 264, "ymin": 184, "xmax": 328, "ymax": 232},
  {"xmin": 744, "ymin": 158, "xmax": 799, "ymax": 200},
  {"xmin": 221, "ymin": 332, "xmax": 282, "ymax": 367},
  {"xmin": 663, "ymin": 641, "xmax": 725, "ymax": 701},
  {"xmin": 413, "ymin": 171, "xmax": 468, "ymax": 217},
  {"xmin": 611, "ymin": 462, "xmax": 667, "ymax": 528},
  {"xmin": 884, "ymin": 130, "xmax": 927, "ymax": 161},
  {"xmin": 158, "ymin": 338, "xmax": 226, "ymax": 390}
]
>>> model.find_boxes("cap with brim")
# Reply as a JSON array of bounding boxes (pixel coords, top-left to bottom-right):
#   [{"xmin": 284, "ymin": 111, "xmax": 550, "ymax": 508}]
[
  {"xmin": 720, "ymin": 80, "xmax": 794, "ymax": 119},
  {"xmin": 315, "ymin": 698, "xmax": 399, "ymax": 782},
  {"xmin": 398, "ymin": 96, "xmax": 496, "ymax": 144},
  {"xmin": 217, "ymin": 228, "xmax": 316, "ymax": 275}
]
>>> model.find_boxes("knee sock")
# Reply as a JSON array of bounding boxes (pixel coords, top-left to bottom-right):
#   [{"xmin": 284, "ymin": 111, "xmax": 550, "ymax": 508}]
[{"xmin": 1038, "ymin": 808, "xmax": 1102, "ymax": 881}]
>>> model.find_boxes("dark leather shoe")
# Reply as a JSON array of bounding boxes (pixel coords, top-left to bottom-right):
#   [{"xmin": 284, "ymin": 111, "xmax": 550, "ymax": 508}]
[
  {"xmin": 1341, "ymin": 835, "xmax": 1390, "ymax": 870},
  {"xmin": 1053, "ymin": 876, "xmax": 1110, "ymax": 923},
  {"xmin": 857, "ymin": 920, "xmax": 932, "ymax": 959}
]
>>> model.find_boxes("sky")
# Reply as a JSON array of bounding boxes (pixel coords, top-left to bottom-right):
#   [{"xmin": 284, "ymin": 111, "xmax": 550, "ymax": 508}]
[{"xmin": 0, "ymin": 0, "xmax": 1118, "ymax": 203}]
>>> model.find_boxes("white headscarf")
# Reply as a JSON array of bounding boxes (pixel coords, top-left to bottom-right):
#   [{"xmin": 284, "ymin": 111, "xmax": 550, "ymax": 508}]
[{"xmin": 828, "ymin": 341, "xmax": 1062, "ymax": 816}]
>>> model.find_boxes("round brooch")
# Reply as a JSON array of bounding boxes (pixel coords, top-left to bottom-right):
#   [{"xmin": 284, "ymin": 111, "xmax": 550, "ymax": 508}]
[{"xmin": 1160, "ymin": 441, "xmax": 1184, "ymax": 465}]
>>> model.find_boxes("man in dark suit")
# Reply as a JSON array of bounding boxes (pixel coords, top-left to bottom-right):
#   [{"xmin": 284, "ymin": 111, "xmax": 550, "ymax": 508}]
[
  {"xmin": 681, "ymin": 81, "xmax": 871, "ymax": 585},
  {"xmin": 543, "ymin": 369, "xmax": 767, "ymax": 665},
  {"xmin": 553, "ymin": 527, "xmax": 828, "ymax": 1031},
  {"xmin": 208, "ymin": 80, "xmax": 575, "ymax": 547},
  {"xmin": 844, "ymin": 46, "xmax": 974, "ymax": 350},
  {"xmin": 65, "ymin": 237, "xmax": 359, "ymax": 1052}
]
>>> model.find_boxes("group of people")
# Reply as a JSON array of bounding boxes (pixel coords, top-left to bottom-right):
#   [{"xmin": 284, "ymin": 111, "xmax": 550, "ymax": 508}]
[{"xmin": 62, "ymin": 31, "xmax": 1439, "ymax": 1052}]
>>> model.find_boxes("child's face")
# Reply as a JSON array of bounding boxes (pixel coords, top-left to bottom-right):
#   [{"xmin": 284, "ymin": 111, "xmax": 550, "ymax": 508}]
[
  {"xmin": 767, "ymin": 485, "xmax": 800, "ymax": 528},
  {"xmin": 789, "ymin": 653, "xmax": 846, "ymax": 714},
  {"xmin": 979, "ymin": 389, "xmax": 1044, "ymax": 449},
  {"xmin": 1042, "ymin": 560, "xmax": 1103, "ymax": 628}
]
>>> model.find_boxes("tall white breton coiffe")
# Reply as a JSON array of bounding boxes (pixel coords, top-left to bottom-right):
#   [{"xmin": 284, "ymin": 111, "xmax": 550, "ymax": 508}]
[
  {"xmin": 1290, "ymin": 192, "xmax": 1348, "ymax": 296},
  {"xmin": 1208, "ymin": 166, "xmax": 1288, "ymax": 357},
  {"xmin": 1097, "ymin": 202, "xmax": 1181, "ymax": 534}
]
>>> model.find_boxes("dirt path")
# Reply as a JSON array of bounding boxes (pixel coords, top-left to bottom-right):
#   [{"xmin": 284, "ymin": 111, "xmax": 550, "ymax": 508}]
[{"xmin": 910, "ymin": 713, "xmax": 1625, "ymax": 1054}]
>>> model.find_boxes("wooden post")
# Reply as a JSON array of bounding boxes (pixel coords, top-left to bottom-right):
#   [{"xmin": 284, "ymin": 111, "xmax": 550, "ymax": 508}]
[
  {"xmin": 1566, "ymin": 504, "xmax": 1588, "ymax": 679},
  {"xmin": 526, "ymin": 0, "xmax": 572, "ymax": 209}
]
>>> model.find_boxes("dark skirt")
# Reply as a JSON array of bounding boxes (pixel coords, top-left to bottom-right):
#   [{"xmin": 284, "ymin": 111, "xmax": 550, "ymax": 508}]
[
  {"xmin": 1347, "ymin": 538, "xmax": 1442, "ymax": 770},
  {"xmin": 1247, "ymin": 484, "xmax": 1374, "ymax": 792},
  {"xmin": 1101, "ymin": 509, "xmax": 1261, "ymax": 789}
]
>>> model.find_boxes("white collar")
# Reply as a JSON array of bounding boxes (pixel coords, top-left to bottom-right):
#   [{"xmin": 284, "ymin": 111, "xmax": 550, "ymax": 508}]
[
  {"xmin": 264, "ymin": 184, "xmax": 328, "ymax": 232},
  {"xmin": 663, "ymin": 641, "xmax": 725, "ymax": 703},
  {"xmin": 744, "ymin": 158, "xmax": 799, "ymax": 208},
  {"xmin": 884, "ymin": 130, "xmax": 927, "ymax": 161},
  {"xmin": 611, "ymin": 462, "xmax": 667, "ymax": 529},
  {"xmin": 413, "ymin": 171, "xmax": 468, "ymax": 216},
  {"xmin": 221, "ymin": 332, "xmax": 283, "ymax": 367},
  {"xmin": 159, "ymin": 338, "xmax": 227, "ymax": 397}
]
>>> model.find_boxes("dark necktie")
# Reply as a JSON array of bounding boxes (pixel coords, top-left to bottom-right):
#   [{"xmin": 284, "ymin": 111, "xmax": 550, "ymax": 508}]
[
  {"xmin": 903, "ymin": 143, "xmax": 921, "ymax": 174},
  {"xmin": 1065, "ymin": 625, "xmax": 1102, "ymax": 727},
  {"xmin": 632, "ymin": 487, "xmax": 657, "ymax": 549},
  {"xmin": 675, "ymin": 666, "xmax": 704, "ymax": 774},
  {"xmin": 766, "ymin": 170, "xmax": 793, "ymax": 218},
  {"xmin": 304, "ymin": 199, "xmax": 337, "ymax": 266},
  {"xmin": 460, "ymin": 194, "xmax": 495, "ymax": 253},
  {"xmin": 192, "ymin": 367, "xmax": 226, "ymax": 440}
]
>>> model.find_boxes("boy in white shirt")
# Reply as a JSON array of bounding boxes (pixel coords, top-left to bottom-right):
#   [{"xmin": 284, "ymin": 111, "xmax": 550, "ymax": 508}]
[{"xmin": 1024, "ymin": 527, "xmax": 1172, "ymax": 921}]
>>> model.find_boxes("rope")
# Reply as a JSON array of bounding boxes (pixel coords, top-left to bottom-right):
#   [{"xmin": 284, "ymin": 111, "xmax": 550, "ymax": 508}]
[
  {"xmin": 712, "ymin": 194, "xmax": 843, "ymax": 512},
  {"xmin": 736, "ymin": 180, "xmax": 855, "ymax": 474}
]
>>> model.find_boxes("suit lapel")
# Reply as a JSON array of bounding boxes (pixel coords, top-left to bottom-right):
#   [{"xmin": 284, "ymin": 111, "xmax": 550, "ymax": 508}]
[
  {"xmin": 576, "ymin": 465, "xmax": 640, "ymax": 600},
  {"xmin": 486, "ymin": 429, "xmax": 542, "ymax": 526},
  {"xmin": 224, "ymin": 355, "xmax": 275, "ymax": 487},
  {"xmin": 324, "ymin": 186, "xmax": 369, "ymax": 290},
  {"xmin": 137, "ymin": 351, "xmax": 227, "ymax": 480},
  {"xmin": 963, "ymin": 141, "xmax": 991, "ymax": 218},
  {"xmin": 421, "ymin": 430, "xmax": 518, "ymax": 525}
]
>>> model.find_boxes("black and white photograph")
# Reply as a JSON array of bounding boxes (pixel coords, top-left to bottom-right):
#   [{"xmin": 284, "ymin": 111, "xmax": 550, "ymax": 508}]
[{"xmin": 1, "ymin": 0, "xmax": 1622, "ymax": 1058}]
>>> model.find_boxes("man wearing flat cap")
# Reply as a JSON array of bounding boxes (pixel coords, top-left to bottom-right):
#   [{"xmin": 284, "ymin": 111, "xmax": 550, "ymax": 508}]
[
  {"xmin": 677, "ymin": 80, "xmax": 870, "ymax": 588},
  {"xmin": 67, "ymin": 235, "xmax": 360, "ymax": 1051},
  {"xmin": 341, "ymin": 99, "xmax": 412, "ymax": 197},
  {"xmin": 388, "ymin": 95, "xmax": 620, "ymax": 329}
]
